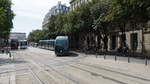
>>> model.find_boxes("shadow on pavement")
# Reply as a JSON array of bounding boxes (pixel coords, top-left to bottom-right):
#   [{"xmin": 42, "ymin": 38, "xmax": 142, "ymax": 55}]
[
  {"xmin": 0, "ymin": 58, "xmax": 27, "ymax": 66},
  {"xmin": 57, "ymin": 52, "xmax": 79, "ymax": 57}
]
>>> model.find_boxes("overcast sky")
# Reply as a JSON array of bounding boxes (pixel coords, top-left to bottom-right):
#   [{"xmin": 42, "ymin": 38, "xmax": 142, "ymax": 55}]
[{"xmin": 12, "ymin": 0, "xmax": 70, "ymax": 36}]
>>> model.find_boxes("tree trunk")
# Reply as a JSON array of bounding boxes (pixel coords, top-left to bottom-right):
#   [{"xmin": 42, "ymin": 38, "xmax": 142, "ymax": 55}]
[{"xmin": 103, "ymin": 35, "xmax": 108, "ymax": 51}]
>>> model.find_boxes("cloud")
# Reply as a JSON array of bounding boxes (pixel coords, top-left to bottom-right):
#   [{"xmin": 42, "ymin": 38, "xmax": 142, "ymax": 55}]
[{"xmin": 11, "ymin": 0, "xmax": 70, "ymax": 35}]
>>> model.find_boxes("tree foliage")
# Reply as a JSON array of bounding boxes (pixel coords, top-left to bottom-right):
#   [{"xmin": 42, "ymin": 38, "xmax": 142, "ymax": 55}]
[
  {"xmin": 105, "ymin": 0, "xmax": 150, "ymax": 25},
  {"xmin": 29, "ymin": 0, "xmax": 150, "ymax": 50},
  {"xmin": 0, "ymin": 0, "xmax": 14, "ymax": 38},
  {"xmin": 28, "ymin": 30, "xmax": 46, "ymax": 42},
  {"xmin": 104, "ymin": 0, "xmax": 150, "ymax": 48}
]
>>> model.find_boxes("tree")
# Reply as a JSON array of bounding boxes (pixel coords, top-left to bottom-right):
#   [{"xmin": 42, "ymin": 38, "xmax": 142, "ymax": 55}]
[
  {"xmin": 44, "ymin": 0, "xmax": 150, "ymax": 52},
  {"xmin": 0, "ymin": 0, "xmax": 14, "ymax": 38},
  {"xmin": 105, "ymin": 0, "xmax": 150, "ymax": 51},
  {"xmin": 77, "ymin": 2, "xmax": 93, "ymax": 32},
  {"xmin": 91, "ymin": 0, "xmax": 110, "ymax": 51},
  {"xmin": 63, "ymin": 11, "xmax": 81, "ymax": 34},
  {"xmin": 28, "ymin": 30, "xmax": 46, "ymax": 42}
]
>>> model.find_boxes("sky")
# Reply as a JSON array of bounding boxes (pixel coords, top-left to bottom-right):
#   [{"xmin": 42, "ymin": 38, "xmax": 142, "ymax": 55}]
[{"xmin": 12, "ymin": 0, "xmax": 70, "ymax": 36}]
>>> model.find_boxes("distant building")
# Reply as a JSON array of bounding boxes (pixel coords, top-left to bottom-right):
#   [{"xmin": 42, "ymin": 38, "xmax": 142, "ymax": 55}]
[
  {"xmin": 70, "ymin": 0, "xmax": 92, "ymax": 10},
  {"xmin": 9, "ymin": 32, "xmax": 26, "ymax": 40},
  {"xmin": 42, "ymin": 1, "xmax": 70, "ymax": 30}
]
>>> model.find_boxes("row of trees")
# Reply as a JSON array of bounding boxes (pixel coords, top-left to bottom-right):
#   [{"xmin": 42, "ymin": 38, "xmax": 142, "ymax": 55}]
[
  {"xmin": 28, "ymin": 29, "xmax": 48, "ymax": 42},
  {"xmin": 29, "ymin": 0, "xmax": 150, "ymax": 51},
  {"xmin": 0, "ymin": 0, "xmax": 14, "ymax": 39}
]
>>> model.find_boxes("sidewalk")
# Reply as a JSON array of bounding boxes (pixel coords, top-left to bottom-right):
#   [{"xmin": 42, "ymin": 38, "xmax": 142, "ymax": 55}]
[
  {"xmin": 79, "ymin": 54, "xmax": 150, "ymax": 78},
  {"xmin": 0, "ymin": 53, "xmax": 12, "ymax": 66}
]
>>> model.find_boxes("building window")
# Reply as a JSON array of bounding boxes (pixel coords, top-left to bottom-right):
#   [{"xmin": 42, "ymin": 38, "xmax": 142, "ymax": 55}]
[
  {"xmin": 57, "ymin": 10, "xmax": 59, "ymax": 13},
  {"xmin": 64, "ymin": 7, "xmax": 66, "ymax": 10},
  {"xmin": 111, "ymin": 35, "xmax": 117, "ymax": 50},
  {"xmin": 131, "ymin": 33, "xmax": 138, "ymax": 50},
  {"xmin": 61, "ymin": 6, "xmax": 63, "ymax": 9}
]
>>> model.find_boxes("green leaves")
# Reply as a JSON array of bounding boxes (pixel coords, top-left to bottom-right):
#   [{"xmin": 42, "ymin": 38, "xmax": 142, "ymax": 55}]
[
  {"xmin": 0, "ymin": 0, "xmax": 14, "ymax": 38},
  {"xmin": 28, "ymin": 30, "xmax": 47, "ymax": 42},
  {"xmin": 44, "ymin": 0, "xmax": 110, "ymax": 39},
  {"xmin": 106, "ymin": 0, "xmax": 150, "ymax": 23},
  {"xmin": 32, "ymin": 0, "xmax": 150, "ymax": 42}
]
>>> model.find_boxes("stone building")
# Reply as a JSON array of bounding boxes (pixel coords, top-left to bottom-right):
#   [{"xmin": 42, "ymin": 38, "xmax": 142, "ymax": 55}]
[
  {"xmin": 9, "ymin": 32, "xmax": 26, "ymax": 40},
  {"xmin": 69, "ymin": 0, "xmax": 150, "ymax": 55},
  {"xmin": 42, "ymin": 1, "xmax": 70, "ymax": 30},
  {"xmin": 107, "ymin": 22, "xmax": 150, "ymax": 54},
  {"xmin": 70, "ymin": 0, "xmax": 92, "ymax": 10}
]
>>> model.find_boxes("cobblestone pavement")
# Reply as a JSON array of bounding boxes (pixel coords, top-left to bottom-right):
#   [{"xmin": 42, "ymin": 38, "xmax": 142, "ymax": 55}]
[{"xmin": 0, "ymin": 47, "xmax": 150, "ymax": 84}]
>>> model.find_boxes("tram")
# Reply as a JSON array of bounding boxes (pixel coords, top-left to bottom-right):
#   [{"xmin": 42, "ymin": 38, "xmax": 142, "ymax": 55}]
[
  {"xmin": 10, "ymin": 39, "xmax": 19, "ymax": 49},
  {"xmin": 55, "ymin": 36, "xmax": 69, "ymax": 56},
  {"xmin": 39, "ymin": 40, "xmax": 55, "ymax": 50},
  {"xmin": 19, "ymin": 40, "xmax": 28, "ymax": 49}
]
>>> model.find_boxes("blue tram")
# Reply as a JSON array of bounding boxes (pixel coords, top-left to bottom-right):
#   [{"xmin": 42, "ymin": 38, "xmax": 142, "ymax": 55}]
[
  {"xmin": 55, "ymin": 36, "xmax": 69, "ymax": 56},
  {"xmin": 38, "ymin": 36, "xmax": 69, "ymax": 56},
  {"xmin": 39, "ymin": 40, "xmax": 55, "ymax": 50}
]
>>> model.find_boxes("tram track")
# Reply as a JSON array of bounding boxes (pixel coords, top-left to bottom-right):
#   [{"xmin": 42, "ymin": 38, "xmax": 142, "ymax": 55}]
[
  {"xmin": 25, "ymin": 51, "xmax": 127, "ymax": 84},
  {"xmin": 26, "ymin": 52, "xmax": 92, "ymax": 84},
  {"xmin": 22, "ymin": 52, "xmax": 79, "ymax": 84},
  {"xmin": 33, "ymin": 51, "xmax": 150, "ymax": 84},
  {"xmin": 27, "ymin": 64, "xmax": 45, "ymax": 84},
  {"xmin": 39, "ymin": 57, "xmax": 127, "ymax": 84},
  {"xmin": 14, "ymin": 48, "xmax": 150, "ymax": 84},
  {"xmin": 0, "ymin": 68, "xmax": 28, "ymax": 75},
  {"xmin": 44, "ymin": 65, "xmax": 80, "ymax": 84},
  {"xmin": 12, "ymin": 51, "xmax": 57, "ymax": 84},
  {"xmin": 48, "ymin": 57, "xmax": 150, "ymax": 84},
  {"xmin": 78, "ymin": 63, "xmax": 150, "ymax": 82}
]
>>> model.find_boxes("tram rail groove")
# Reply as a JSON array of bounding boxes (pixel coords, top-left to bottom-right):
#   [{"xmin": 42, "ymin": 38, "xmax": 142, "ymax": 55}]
[
  {"xmin": 45, "ymin": 65, "xmax": 80, "ymax": 84},
  {"xmin": 67, "ymin": 64, "xmax": 127, "ymax": 84},
  {"xmin": 0, "ymin": 68, "xmax": 28, "ymax": 75},
  {"xmin": 40, "ymin": 55, "xmax": 150, "ymax": 83},
  {"xmin": 27, "ymin": 64, "xmax": 45, "ymax": 84},
  {"xmin": 30, "ymin": 54, "xmax": 126, "ymax": 84},
  {"xmin": 27, "ymin": 51, "xmax": 150, "ymax": 82},
  {"xmin": 26, "ymin": 51, "xmax": 86, "ymax": 66},
  {"xmin": 44, "ymin": 59, "xmax": 127, "ymax": 84},
  {"xmin": 78, "ymin": 63, "xmax": 150, "ymax": 82},
  {"xmin": 27, "ymin": 50, "xmax": 87, "ymax": 62},
  {"xmin": 15, "ymin": 48, "xmax": 150, "ymax": 84},
  {"xmin": 24, "ymin": 52, "xmax": 79, "ymax": 84},
  {"xmin": 19, "ymin": 54, "xmax": 57, "ymax": 84}
]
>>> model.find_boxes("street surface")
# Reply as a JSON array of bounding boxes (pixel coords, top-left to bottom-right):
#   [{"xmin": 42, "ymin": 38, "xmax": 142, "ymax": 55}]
[{"xmin": 0, "ymin": 47, "xmax": 150, "ymax": 84}]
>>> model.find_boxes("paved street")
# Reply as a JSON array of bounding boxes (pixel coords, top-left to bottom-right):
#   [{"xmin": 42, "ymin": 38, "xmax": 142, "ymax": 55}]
[{"xmin": 0, "ymin": 47, "xmax": 150, "ymax": 84}]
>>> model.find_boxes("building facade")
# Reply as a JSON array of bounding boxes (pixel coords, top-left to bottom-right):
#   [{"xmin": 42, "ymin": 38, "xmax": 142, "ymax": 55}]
[
  {"xmin": 69, "ymin": 0, "xmax": 150, "ymax": 55},
  {"xmin": 9, "ymin": 32, "xmax": 26, "ymax": 40},
  {"xmin": 42, "ymin": 1, "xmax": 70, "ymax": 30},
  {"xmin": 107, "ymin": 22, "xmax": 150, "ymax": 54},
  {"xmin": 70, "ymin": 0, "xmax": 92, "ymax": 10}
]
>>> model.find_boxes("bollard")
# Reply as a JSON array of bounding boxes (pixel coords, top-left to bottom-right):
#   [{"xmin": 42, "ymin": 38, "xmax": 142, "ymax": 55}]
[
  {"xmin": 128, "ymin": 55, "xmax": 130, "ymax": 63},
  {"xmin": 115, "ymin": 55, "xmax": 117, "ymax": 61},
  {"xmin": 104, "ymin": 52, "xmax": 106, "ymax": 59},
  {"xmin": 9, "ymin": 52, "xmax": 11, "ymax": 58},
  {"xmin": 145, "ymin": 56, "xmax": 147, "ymax": 66},
  {"xmin": 96, "ymin": 53, "xmax": 98, "ymax": 58}
]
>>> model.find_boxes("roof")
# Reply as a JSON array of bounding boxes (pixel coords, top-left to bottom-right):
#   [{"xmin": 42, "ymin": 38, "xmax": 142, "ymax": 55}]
[{"xmin": 56, "ymin": 36, "xmax": 68, "ymax": 40}]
